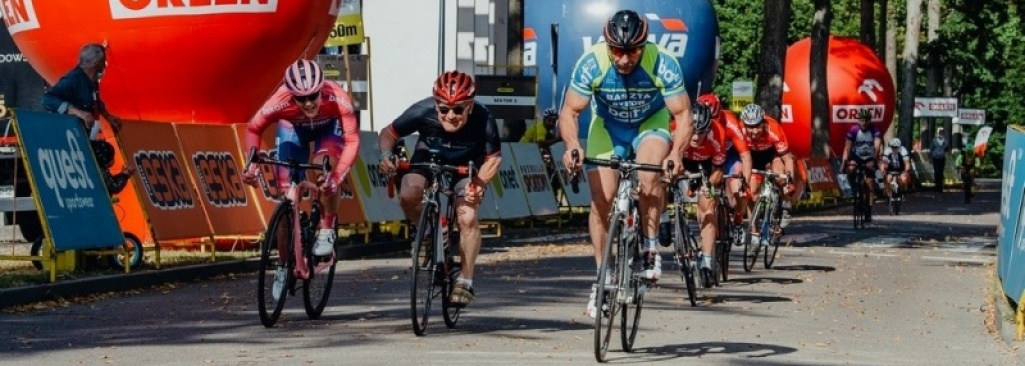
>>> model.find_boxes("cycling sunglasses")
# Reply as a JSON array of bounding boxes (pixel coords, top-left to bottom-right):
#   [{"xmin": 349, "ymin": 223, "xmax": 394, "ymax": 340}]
[
  {"xmin": 436, "ymin": 104, "xmax": 468, "ymax": 115},
  {"xmin": 293, "ymin": 93, "xmax": 320, "ymax": 104},
  {"xmin": 609, "ymin": 46, "xmax": 642, "ymax": 58}
]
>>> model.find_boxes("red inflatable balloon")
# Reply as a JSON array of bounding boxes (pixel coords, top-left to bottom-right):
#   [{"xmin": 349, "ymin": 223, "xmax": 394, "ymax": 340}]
[
  {"xmin": 2, "ymin": 0, "xmax": 340, "ymax": 124},
  {"xmin": 781, "ymin": 36, "xmax": 895, "ymax": 159}
]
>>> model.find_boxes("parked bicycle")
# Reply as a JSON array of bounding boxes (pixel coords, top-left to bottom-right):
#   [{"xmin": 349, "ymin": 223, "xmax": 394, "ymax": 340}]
[
  {"xmin": 570, "ymin": 150, "xmax": 664, "ymax": 362},
  {"xmin": 389, "ymin": 149, "xmax": 473, "ymax": 336},
  {"xmin": 246, "ymin": 148, "xmax": 338, "ymax": 328},
  {"xmin": 745, "ymin": 169, "xmax": 788, "ymax": 271}
]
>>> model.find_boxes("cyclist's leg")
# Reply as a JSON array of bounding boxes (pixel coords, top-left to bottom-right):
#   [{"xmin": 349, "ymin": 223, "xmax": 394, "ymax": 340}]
[
  {"xmin": 863, "ymin": 159, "xmax": 877, "ymax": 204},
  {"xmin": 451, "ymin": 177, "xmax": 480, "ymax": 305},
  {"xmin": 633, "ymin": 112, "xmax": 671, "ymax": 254},
  {"xmin": 586, "ymin": 117, "xmax": 625, "ymax": 267},
  {"xmin": 311, "ymin": 121, "xmax": 345, "ymax": 231},
  {"xmin": 880, "ymin": 161, "xmax": 892, "ymax": 198},
  {"xmin": 398, "ymin": 171, "xmax": 429, "ymax": 223},
  {"xmin": 276, "ymin": 121, "xmax": 309, "ymax": 254},
  {"xmin": 696, "ymin": 189, "xmax": 717, "ymax": 278},
  {"xmin": 725, "ymin": 150, "xmax": 746, "ymax": 223}
]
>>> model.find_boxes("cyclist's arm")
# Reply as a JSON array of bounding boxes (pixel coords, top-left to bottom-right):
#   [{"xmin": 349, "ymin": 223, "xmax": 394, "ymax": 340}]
[
  {"xmin": 665, "ymin": 93, "xmax": 693, "ymax": 160},
  {"xmin": 841, "ymin": 139, "xmax": 852, "ymax": 163},
  {"xmin": 559, "ymin": 89, "xmax": 589, "ymax": 151},
  {"xmin": 244, "ymin": 96, "xmax": 281, "ymax": 155},
  {"xmin": 331, "ymin": 94, "xmax": 360, "ymax": 181},
  {"xmin": 781, "ymin": 152, "xmax": 796, "ymax": 180},
  {"xmin": 519, "ymin": 123, "xmax": 541, "ymax": 143},
  {"xmin": 474, "ymin": 115, "xmax": 503, "ymax": 186}
]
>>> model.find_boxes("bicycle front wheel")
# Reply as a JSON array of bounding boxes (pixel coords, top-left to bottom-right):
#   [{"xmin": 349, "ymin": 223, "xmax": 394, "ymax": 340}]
[
  {"xmin": 441, "ymin": 229, "xmax": 463, "ymax": 328},
  {"xmin": 715, "ymin": 204, "xmax": 730, "ymax": 284},
  {"xmin": 673, "ymin": 205, "xmax": 698, "ymax": 306},
  {"xmin": 621, "ymin": 232, "xmax": 643, "ymax": 352},
  {"xmin": 410, "ymin": 205, "xmax": 438, "ymax": 336},
  {"xmin": 595, "ymin": 214, "xmax": 624, "ymax": 362},
  {"xmin": 258, "ymin": 202, "xmax": 293, "ymax": 328},
  {"xmin": 764, "ymin": 199, "xmax": 783, "ymax": 269},
  {"xmin": 745, "ymin": 200, "xmax": 765, "ymax": 272}
]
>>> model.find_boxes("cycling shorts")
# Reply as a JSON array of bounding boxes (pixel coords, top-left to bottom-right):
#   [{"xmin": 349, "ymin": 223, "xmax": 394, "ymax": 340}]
[
  {"xmin": 751, "ymin": 149, "xmax": 779, "ymax": 170},
  {"xmin": 276, "ymin": 119, "xmax": 343, "ymax": 184},
  {"xmin": 586, "ymin": 107, "xmax": 671, "ymax": 160}
]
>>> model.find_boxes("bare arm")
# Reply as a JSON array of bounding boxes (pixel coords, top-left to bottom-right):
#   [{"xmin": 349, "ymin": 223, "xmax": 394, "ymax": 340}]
[
  {"xmin": 474, "ymin": 155, "xmax": 502, "ymax": 186},
  {"xmin": 665, "ymin": 93, "xmax": 693, "ymax": 159},
  {"xmin": 559, "ymin": 90, "xmax": 590, "ymax": 151},
  {"xmin": 842, "ymin": 140, "xmax": 852, "ymax": 162}
]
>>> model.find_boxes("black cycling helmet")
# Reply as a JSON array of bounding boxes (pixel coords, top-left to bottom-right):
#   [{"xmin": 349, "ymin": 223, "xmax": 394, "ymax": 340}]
[
  {"xmin": 858, "ymin": 109, "xmax": 872, "ymax": 122},
  {"xmin": 542, "ymin": 108, "xmax": 558, "ymax": 120},
  {"xmin": 604, "ymin": 10, "xmax": 648, "ymax": 49},
  {"xmin": 692, "ymin": 103, "xmax": 713, "ymax": 134}
]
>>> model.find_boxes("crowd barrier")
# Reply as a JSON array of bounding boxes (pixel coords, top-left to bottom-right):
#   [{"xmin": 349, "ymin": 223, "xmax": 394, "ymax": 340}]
[{"xmin": 998, "ymin": 126, "xmax": 1025, "ymax": 340}]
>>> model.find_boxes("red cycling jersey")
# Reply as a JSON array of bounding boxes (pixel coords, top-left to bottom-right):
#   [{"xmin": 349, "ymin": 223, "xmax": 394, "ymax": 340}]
[
  {"xmin": 245, "ymin": 81, "xmax": 359, "ymax": 182},
  {"xmin": 680, "ymin": 122, "xmax": 728, "ymax": 165},
  {"xmin": 717, "ymin": 110, "xmax": 750, "ymax": 154},
  {"xmin": 746, "ymin": 116, "xmax": 789, "ymax": 154}
]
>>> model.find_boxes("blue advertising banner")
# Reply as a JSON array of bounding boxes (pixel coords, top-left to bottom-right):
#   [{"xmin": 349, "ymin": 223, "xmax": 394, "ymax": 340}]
[
  {"xmin": 999, "ymin": 126, "xmax": 1025, "ymax": 303},
  {"xmin": 12, "ymin": 109, "xmax": 123, "ymax": 251},
  {"xmin": 525, "ymin": 0, "xmax": 720, "ymax": 139}
]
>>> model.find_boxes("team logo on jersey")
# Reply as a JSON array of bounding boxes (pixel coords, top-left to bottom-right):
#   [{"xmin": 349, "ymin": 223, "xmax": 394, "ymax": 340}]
[{"xmin": 192, "ymin": 151, "xmax": 248, "ymax": 208}]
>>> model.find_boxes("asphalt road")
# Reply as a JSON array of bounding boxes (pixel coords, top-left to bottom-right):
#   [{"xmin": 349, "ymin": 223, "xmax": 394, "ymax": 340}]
[{"xmin": 0, "ymin": 186, "xmax": 1017, "ymax": 365}]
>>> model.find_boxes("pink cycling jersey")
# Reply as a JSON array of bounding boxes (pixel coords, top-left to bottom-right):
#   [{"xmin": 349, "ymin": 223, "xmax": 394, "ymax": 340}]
[{"xmin": 245, "ymin": 81, "xmax": 359, "ymax": 182}]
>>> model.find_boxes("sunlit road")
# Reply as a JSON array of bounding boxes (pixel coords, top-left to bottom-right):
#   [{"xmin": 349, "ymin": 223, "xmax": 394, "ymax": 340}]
[{"xmin": 1, "ymin": 187, "xmax": 1016, "ymax": 365}]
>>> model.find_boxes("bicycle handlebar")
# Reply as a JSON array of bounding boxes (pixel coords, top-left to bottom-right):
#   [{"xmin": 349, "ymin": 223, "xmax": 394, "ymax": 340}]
[{"xmin": 752, "ymin": 169, "xmax": 791, "ymax": 182}]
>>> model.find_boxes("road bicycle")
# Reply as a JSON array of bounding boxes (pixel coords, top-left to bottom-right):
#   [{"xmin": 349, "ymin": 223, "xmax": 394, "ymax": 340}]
[
  {"xmin": 847, "ymin": 163, "xmax": 869, "ymax": 229},
  {"xmin": 713, "ymin": 172, "xmax": 748, "ymax": 282},
  {"xmin": 887, "ymin": 171, "xmax": 903, "ymax": 215},
  {"xmin": 570, "ymin": 150, "xmax": 664, "ymax": 362},
  {"xmin": 746, "ymin": 169, "xmax": 788, "ymax": 271},
  {"xmin": 664, "ymin": 166, "xmax": 703, "ymax": 307},
  {"xmin": 391, "ymin": 150, "xmax": 473, "ymax": 336},
  {"xmin": 246, "ymin": 148, "xmax": 337, "ymax": 328}
]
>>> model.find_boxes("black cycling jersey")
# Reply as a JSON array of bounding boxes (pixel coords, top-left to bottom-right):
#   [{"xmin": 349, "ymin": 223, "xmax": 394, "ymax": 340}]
[{"xmin": 390, "ymin": 97, "xmax": 501, "ymax": 167}]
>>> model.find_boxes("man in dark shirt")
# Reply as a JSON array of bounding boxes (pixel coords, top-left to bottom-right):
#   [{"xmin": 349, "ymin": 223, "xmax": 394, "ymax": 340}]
[
  {"xmin": 41, "ymin": 43, "xmax": 122, "ymax": 136},
  {"xmin": 377, "ymin": 71, "xmax": 501, "ymax": 308}
]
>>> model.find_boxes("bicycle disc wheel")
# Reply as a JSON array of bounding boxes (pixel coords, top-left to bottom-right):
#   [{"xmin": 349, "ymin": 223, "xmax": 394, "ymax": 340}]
[
  {"xmin": 764, "ymin": 201, "xmax": 782, "ymax": 269},
  {"xmin": 745, "ymin": 201, "xmax": 765, "ymax": 272},
  {"xmin": 441, "ymin": 233, "xmax": 462, "ymax": 328},
  {"xmin": 595, "ymin": 214, "xmax": 623, "ymax": 362},
  {"xmin": 674, "ymin": 205, "xmax": 698, "ymax": 307},
  {"xmin": 621, "ymin": 232, "xmax": 643, "ymax": 352},
  {"xmin": 258, "ymin": 203, "xmax": 292, "ymax": 328},
  {"xmin": 410, "ymin": 206, "xmax": 438, "ymax": 336}
]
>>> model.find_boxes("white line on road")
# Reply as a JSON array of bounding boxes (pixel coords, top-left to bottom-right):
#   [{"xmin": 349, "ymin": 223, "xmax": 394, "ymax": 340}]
[{"xmin": 920, "ymin": 256, "xmax": 994, "ymax": 264}]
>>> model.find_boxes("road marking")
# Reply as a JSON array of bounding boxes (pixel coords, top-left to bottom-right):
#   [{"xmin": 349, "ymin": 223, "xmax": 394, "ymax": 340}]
[{"xmin": 921, "ymin": 256, "xmax": 994, "ymax": 265}]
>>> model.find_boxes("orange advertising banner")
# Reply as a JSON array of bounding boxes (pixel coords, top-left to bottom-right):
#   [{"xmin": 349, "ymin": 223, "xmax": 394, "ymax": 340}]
[
  {"xmin": 231, "ymin": 124, "xmax": 366, "ymax": 226},
  {"xmin": 803, "ymin": 158, "xmax": 840, "ymax": 196},
  {"xmin": 118, "ymin": 121, "xmax": 213, "ymax": 240},
  {"xmin": 175, "ymin": 124, "xmax": 265, "ymax": 236}
]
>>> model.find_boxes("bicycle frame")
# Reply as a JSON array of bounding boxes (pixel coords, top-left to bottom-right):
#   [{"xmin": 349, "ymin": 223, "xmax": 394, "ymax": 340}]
[{"xmin": 752, "ymin": 169, "xmax": 783, "ymax": 244}]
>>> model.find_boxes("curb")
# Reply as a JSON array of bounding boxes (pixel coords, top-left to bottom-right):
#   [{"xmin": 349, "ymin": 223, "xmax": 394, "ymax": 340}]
[{"xmin": 0, "ymin": 239, "xmax": 411, "ymax": 310}]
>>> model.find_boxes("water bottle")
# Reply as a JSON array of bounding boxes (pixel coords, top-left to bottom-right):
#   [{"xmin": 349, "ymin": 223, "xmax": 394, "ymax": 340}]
[{"xmin": 658, "ymin": 211, "xmax": 672, "ymax": 247}]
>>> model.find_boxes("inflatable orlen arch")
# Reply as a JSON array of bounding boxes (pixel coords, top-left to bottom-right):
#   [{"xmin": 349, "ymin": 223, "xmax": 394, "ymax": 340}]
[
  {"xmin": 2, "ymin": 0, "xmax": 340, "ymax": 124},
  {"xmin": 781, "ymin": 36, "xmax": 895, "ymax": 159}
]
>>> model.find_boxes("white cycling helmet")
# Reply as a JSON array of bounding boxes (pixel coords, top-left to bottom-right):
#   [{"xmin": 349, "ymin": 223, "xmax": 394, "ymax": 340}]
[
  {"xmin": 740, "ymin": 104, "xmax": 765, "ymax": 127},
  {"xmin": 888, "ymin": 138, "xmax": 901, "ymax": 148}
]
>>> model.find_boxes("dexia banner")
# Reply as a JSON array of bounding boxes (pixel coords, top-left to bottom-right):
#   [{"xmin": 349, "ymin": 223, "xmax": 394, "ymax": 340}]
[
  {"xmin": 525, "ymin": 0, "xmax": 720, "ymax": 138},
  {"xmin": 12, "ymin": 109, "xmax": 123, "ymax": 251}
]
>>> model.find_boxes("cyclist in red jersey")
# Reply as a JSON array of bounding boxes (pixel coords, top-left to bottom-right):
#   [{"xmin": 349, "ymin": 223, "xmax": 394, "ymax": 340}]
[
  {"xmin": 697, "ymin": 93, "xmax": 752, "ymax": 225},
  {"xmin": 676, "ymin": 104, "xmax": 727, "ymax": 287},
  {"xmin": 739, "ymin": 104, "xmax": 797, "ymax": 224},
  {"xmin": 242, "ymin": 59, "xmax": 360, "ymax": 259}
]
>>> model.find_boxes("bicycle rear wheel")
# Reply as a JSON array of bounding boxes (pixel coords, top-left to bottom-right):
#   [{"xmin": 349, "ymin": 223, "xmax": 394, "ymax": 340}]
[
  {"xmin": 621, "ymin": 232, "xmax": 643, "ymax": 352},
  {"xmin": 595, "ymin": 214, "xmax": 624, "ymax": 362},
  {"xmin": 744, "ymin": 200, "xmax": 765, "ymax": 272},
  {"xmin": 673, "ymin": 205, "xmax": 698, "ymax": 307},
  {"xmin": 410, "ymin": 205, "xmax": 438, "ymax": 336},
  {"xmin": 258, "ymin": 203, "xmax": 292, "ymax": 328}
]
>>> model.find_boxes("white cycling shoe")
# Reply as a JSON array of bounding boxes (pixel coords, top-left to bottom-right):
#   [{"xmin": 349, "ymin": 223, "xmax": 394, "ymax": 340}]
[{"xmin": 313, "ymin": 229, "xmax": 336, "ymax": 256}]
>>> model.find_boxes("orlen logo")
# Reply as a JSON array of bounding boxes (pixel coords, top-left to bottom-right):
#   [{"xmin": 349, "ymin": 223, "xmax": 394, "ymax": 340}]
[
  {"xmin": 192, "ymin": 151, "xmax": 247, "ymax": 208},
  {"xmin": 0, "ymin": 0, "xmax": 41, "ymax": 35},
  {"xmin": 780, "ymin": 104, "xmax": 793, "ymax": 123},
  {"xmin": 38, "ymin": 130, "xmax": 97, "ymax": 210},
  {"xmin": 832, "ymin": 105, "xmax": 885, "ymax": 123},
  {"xmin": 135, "ymin": 150, "xmax": 195, "ymax": 210},
  {"xmin": 110, "ymin": 0, "xmax": 279, "ymax": 20},
  {"xmin": 582, "ymin": 14, "xmax": 689, "ymax": 58},
  {"xmin": 523, "ymin": 27, "xmax": 538, "ymax": 67}
]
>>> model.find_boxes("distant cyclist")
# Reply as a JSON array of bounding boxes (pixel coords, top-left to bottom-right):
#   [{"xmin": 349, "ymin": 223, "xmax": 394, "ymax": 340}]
[
  {"xmin": 520, "ymin": 108, "xmax": 562, "ymax": 148},
  {"xmin": 676, "ymin": 104, "xmax": 726, "ymax": 288},
  {"xmin": 377, "ymin": 70, "xmax": 502, "ymax": 308},
  {"xmin": 841, "ymin": 110, "xmax": 882, "ymax": 222},
  {"xmin": 558, "ymin": 9, "xmax": 694, "ymax": 318},
  {"xmin": 697, "ymin": 93, "xmax": 752, "ymax": 226},
  {"xmin": 242, "ymin": 59, "xmax": 360, "ymax": 260},
  {"xmin": 880, "ymin": 138, "xmax": 911, "ymax": 200},
  {"xmin": 739, "ymin": 104, "xmax": 797, "ymax": 225}
]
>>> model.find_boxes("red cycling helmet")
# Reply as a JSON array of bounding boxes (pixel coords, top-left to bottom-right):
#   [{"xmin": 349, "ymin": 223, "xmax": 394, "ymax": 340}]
[
  {"xmin": 283, "ymin": 59, "xmax": 324, "ymax": 97},
  {"xmin": 433, "ymin": 70, "xmax": 476, "ymax": 105},
  {"xmin": 697, "ymin": 93, "xmax": 722, "ymax": 119}
]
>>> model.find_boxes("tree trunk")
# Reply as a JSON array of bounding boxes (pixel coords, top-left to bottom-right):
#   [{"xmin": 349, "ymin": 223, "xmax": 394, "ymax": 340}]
[
  {"xmin": 884, "ymin": 0, "xmax": 897, "ymax": 86},
  {"xmin": 505, "ymin": 0, "xmax": 524, "ymax": 76},
  {"xmin": 756, "ymin": 0, "xmax": 792, "ymax": 119},
  {"xmin": 898, "ymin": 0, "xmax": 924, "ymax": 146},
  {"xmin": 860, "ymin": 0, "xmax": 876, "ymax": 49},
  {"xmin": 925, "ymin": 0, "xmax": 942, "ymax": 147},
  {"xmin": 810, "ymin": 0, "xmax": 832, "ymax": 159}
]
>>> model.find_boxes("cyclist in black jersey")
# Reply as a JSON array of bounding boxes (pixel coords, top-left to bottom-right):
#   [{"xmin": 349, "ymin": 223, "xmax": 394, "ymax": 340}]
[{"xmin": 377, "ymin": 71, "xmax": 502, "ymax": 308}]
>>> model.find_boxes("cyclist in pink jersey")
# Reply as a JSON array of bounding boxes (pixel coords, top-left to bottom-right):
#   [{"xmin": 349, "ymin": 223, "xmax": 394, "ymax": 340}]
[{"xmin": 242, "ymin": 59, "xmax": 360, "ymax": 257}]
